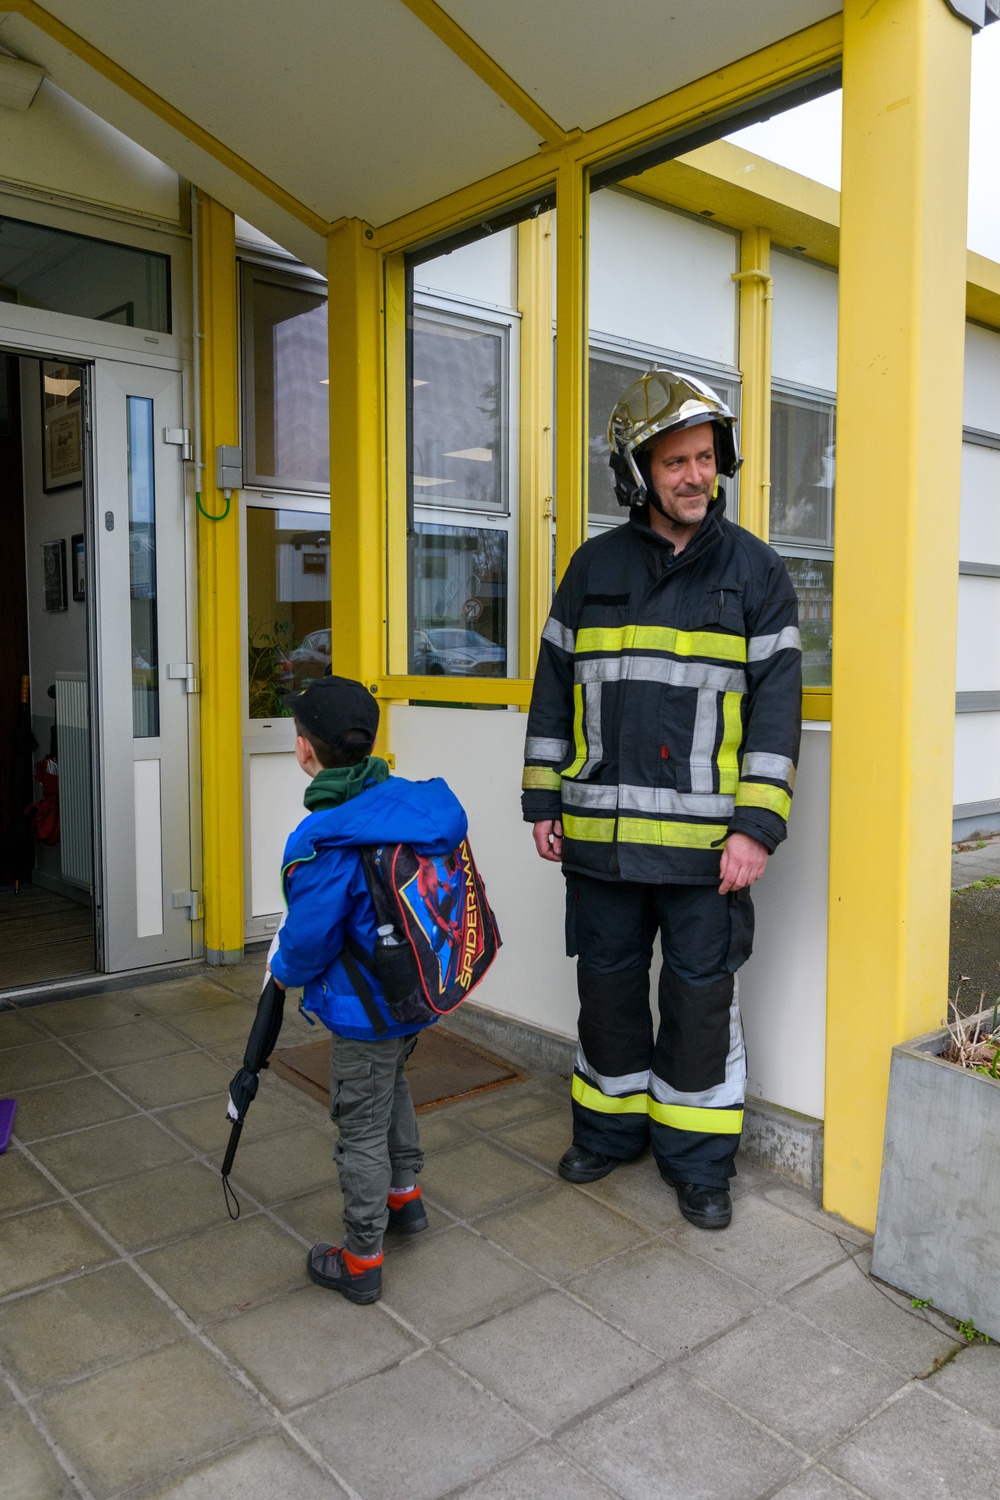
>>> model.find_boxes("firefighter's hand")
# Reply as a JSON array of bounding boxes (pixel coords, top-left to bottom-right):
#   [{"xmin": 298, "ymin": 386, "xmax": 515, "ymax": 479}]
[
  {"xmin": 719, "ymin": 832, "xmax": 768, "ymax": 893},
  {"xmin": 532, "ymin": 819, "xmax": 563, "ymax": 862}
]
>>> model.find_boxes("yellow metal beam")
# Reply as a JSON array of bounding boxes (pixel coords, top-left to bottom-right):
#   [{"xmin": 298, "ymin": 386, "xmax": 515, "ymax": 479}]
[
  {"xmin": 554, "ymin": 158, "xmax": 588, "ymax": 586},
  {"xmin": 195, "ymin": 195, "xmax": 244, "ymax": 964},
  {"xmin": 733, "ymin": 230, "xmax": 772, "ymax": 541},
  {"xmin": 373, "ymin": 13, "xmax": 842, "ymax": 255},
  {"xmin": 326, "ymin": 220, "xmax": 388, "ymax": 746},
  {"xmin": 378, "ymin": 676, "xmax": 532, "ymax": 708},
  {"xmin": 824, "ymin": 0, "xmax": 972, "ymax": 1232},
  {"xmin": 398, "ymin": 0, "xmax": 570, "ymax": 146},
  {"xmin": 8, "ymin": 1, "xmax": 328, "ymax": 236},
  {"xmin": 517, "ymin": 211, "xmax": 555, "ymax": 676},
  {"xmin": 383, "ymin": 251, "xmax": 410, "ymax": 678}
]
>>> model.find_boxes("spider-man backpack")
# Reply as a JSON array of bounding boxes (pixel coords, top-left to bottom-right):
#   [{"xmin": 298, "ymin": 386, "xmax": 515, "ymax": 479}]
[{"xmin": 341, "ymin": 839, "xmax": 501, "ymax": 1034}]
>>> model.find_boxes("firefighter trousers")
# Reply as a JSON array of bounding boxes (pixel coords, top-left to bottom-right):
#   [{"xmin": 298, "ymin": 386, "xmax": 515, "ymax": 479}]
[{"xmin": 565, "ymin": 872, "xmax": 753, "ymax": 1190}]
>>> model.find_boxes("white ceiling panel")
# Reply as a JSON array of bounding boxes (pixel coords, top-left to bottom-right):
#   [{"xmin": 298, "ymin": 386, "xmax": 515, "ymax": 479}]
[
  {"xmin": 440, "ymin": 1, "xmax": 842, "ymax": 132},
  {"xmin": 27, "ymin": 0, "xmax": 541, "ymax": 224}
]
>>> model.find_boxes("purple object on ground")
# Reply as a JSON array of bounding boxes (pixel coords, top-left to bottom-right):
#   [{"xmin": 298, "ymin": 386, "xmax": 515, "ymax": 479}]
[{"xmin": 0, "ymin": 1099, "xmax": 16, "ymax": 1153}]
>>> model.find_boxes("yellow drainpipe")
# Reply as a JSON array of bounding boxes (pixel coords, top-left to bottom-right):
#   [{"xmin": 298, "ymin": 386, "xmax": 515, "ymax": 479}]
[
  {"xmin": 732, "ymin": 231, "xmax": 773, "ymax": 542},
  {"xmin": 824, "ymin": 0, "xmax": 972, "ymax": 1231},
  {"xmin": 517, "ymin": 210, "xmax": 555, "ymax": 676},
  {"xmin": 554, "ymin": 157, "xmax": 589, "ymax": 586},
  {"xmin": 195, "ymin": 195, "xmax": 244, "ymax": 964}
]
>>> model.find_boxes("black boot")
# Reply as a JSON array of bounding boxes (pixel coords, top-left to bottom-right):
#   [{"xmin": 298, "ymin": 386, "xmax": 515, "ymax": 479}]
[
  {"xmin": 673, "ymin": 1182, "xmax": 732, "ymax": 1230},
  {"xmin": 558, "ymin": 1144, "xmax": 619, "ymax": 1183}
]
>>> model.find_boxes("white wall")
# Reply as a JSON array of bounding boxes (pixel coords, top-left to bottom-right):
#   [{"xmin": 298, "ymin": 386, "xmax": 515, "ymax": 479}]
[
  {"xmin": 964, "ymin": 323, "xmax": 1000, "ymax": 433},
  {"xmin": 391, "ymin": 703, "xmax": 830, "ymax": 1120},
  {"xmin": 414, "ymin": 228, "xmax": 516, "ymax": 310},
  {"xmin": 589, "ymin": 190, "xmax": 738, "ymax": 366},
  {"xmin": 247, "ymin": 748, "xmax": 310, "ymax": 925},
  {"xmin": 955, "ymin": 714, "xmax": 1000, "ymax": 808},
  {"xmin": 957, "ymin": 575, "xmax": 1000, "ymax": 693},
  {"xmin": 770, "ymin": 250, "xmax": 838, "ymax": 391},
  {"xmin": 960, "ymin": 444, "xmax": 1000, "ymax": 564}
]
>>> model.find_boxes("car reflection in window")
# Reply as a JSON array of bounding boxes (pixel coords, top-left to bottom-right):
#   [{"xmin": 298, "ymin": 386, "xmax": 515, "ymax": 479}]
[{"xmin": 413, "ymin": 628, "xmax": 506, "ymax": 677}]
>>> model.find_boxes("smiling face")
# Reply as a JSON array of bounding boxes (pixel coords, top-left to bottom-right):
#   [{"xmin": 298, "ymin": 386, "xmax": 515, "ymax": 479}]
[{"xmin": 646, "ymin": 421, "xmax": 718, "ymax": 530}]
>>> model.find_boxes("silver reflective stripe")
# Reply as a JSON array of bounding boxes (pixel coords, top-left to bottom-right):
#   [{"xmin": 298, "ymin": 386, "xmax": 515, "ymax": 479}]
[
  {"xmin": 689, "ymin": 686, "xmax": 719, "ymax": 794},
  {"xmin": 562, "ymin": 782, "xmax": 619, "ymax": 810},
  {"xmin": 525, "ymin": 736, "xmax": 571, "ymax": 761},
  {"xmin": 579, "ymin": 680, "xmax": 604, "ymax": 777},
  {"xmin": 576, "ymin": 655, "xmax": 745, "ymax": 694},
  {"xmin": 747, "ymin": 626, "xmax": 802, "ymax": 662},
  {"xmin": 648, "ymin": 974, "xmax": 746, "ymax": 1110},
  {"xmin": 542, "ymin": 617, "xmax": 576, "ymax": 654},
  {"xmin": 742, "ymin": 751, "xmax": 796, "ymax": 787},
  {"xmin": 618, "ymin": 785, "xmax": 735, "ymax": 818},
  {"xmin": 576, "ymin": 1045, "xmax": 650, "ymax": 1097}
]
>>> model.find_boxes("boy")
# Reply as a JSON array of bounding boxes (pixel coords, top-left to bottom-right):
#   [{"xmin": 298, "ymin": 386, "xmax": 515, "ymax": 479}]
[{"xmin": 268, "ymin": 675, "xmax": 467, "ymax": 1304}]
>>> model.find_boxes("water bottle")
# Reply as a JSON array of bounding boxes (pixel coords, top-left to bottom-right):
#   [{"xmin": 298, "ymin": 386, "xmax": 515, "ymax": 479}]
[
  {"xmin": 373, "ymin": 923, "xmax": 419, "ymax": 1009},
  {"xmin": 376, "ymin": 923, "xmax": 403, "ymax": 948}
]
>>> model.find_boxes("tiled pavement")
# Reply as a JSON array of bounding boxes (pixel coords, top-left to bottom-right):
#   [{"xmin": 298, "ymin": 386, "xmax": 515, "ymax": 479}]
[{"xmin": 2, "ymin": 962, "xmax": 1000, "ymax": 1500}]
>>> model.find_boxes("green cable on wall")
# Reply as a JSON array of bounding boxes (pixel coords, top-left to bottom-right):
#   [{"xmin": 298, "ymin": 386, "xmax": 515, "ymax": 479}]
[{"xmin": 196, "ymin": 489, "xmax": 232, "ymax": 521}]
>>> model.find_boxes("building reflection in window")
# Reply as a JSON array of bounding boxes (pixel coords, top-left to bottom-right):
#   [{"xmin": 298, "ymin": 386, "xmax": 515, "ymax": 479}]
[
  {"xmin": 770, "ymin": 389, "xmax": 835, "ymax": 687},
  {"xmin": 410, "ymin": 523, "xmax": 507, "ymax": 677},
  {"xmin": 246, "ymin": 507, "xmax": 331, "ymax": 718}
]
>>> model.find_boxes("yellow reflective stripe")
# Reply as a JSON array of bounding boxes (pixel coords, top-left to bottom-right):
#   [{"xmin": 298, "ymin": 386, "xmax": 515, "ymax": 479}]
[
  {"xmin": 575, "ymin": 625, "xmax": 746, "ymax": 664},
  {"xmin": 647, "ymin": 1098, "xmax": 744, "ymax": 1134},
  {"xmin": 562, "ymin": 683, "xmax": 588, "ymax": 778},
  {"xmin": 571, "ymin": 1074, "xmax": 648, "ymax": 1116},
  {"xmin": 562, "ymin": 814, "xmax": 616, "ymax": 843},
  {"xmin": 522, "ymin": 766, "xmax": 562, "ymax": 791},
  {"xmin": 617, "ymin": 817, "xmax": 728, "ymax": 849},
  {"xmin": 735, "ymin": 782, "xmax": 792, "ymax": 819},
  {"xmin": 718, "ymin": 691, "xmax": 743, "ymax": 795}
]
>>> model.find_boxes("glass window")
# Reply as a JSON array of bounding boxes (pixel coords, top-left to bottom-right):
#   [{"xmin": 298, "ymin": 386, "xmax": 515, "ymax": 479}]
[
  {"xmin": 0, "ymin": 215, "xmax": 170, "ymax": 332},
  {"xmin": 246, "ymin": 507, "xmax": 331, "ymax": 718},
  {"xmin": 410, "ymin": 311, "xmax": 508, "ymax": 514},
  {"xmin": 588, "ymin": 348, "xmax": 741, "ymax": 523},
  {"xmin": 410, "ymin": 524, "xmax": 507, "ymax": 677},
  {"xmin": 770, "ymin": 388, "xmax": 835, "ymax": 688},
  {"xmin": 242, "ymin": 266, "xmax": 329, "ymax": 490},
  {"xmin": 127, "ymin": 397, "xmax": 159, "ymax": 737}
]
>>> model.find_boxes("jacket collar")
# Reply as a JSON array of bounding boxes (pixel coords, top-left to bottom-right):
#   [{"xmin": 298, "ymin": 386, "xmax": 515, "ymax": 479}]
[{"xmin": 627, "ymin": 490, "xmax": 727, "ymax": 568}]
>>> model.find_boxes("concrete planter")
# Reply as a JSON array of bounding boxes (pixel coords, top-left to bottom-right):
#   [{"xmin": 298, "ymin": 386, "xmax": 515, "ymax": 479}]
[{"xmin": 872, "ymin": 1012, "xmax": 1000, "ymax": 1340}]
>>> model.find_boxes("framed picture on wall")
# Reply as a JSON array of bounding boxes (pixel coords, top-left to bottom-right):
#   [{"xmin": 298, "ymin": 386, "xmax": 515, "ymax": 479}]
[
  {"xmin": 40, "ymin": 361, "xmax": 84, "ymax": 491},
  {"xmin": 71, "ymin": 533, "xmax": 86, "ymax": 602},
  {"xmin": 43, "ymin": 539, "xmax": 67, "ymax": 612}
]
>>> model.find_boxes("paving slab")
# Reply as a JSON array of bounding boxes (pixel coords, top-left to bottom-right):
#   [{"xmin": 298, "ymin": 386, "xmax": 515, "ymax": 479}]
[
  {"xmin": 219, "ymin": 1122, "xmax": 334, "ymax": 1205},
  {"xmin": 160, "ymin": 1084, "xmax": 308, "ymax": 1154},
  {"xmin": 293, "ymin": 1349, "xmax": 533, "ymax": 1500},
  {"xmin": 139, "ymin": 1213, "xmax": 304, "ymax": 1322},
  {"xmin": 569, "ymin": 1234, "xmax": 764, "ymax": 1358},
  {"xmin": 0, "ymin": 1039, "xmax": 88, "ymax": 1092},
  {"xmin": 455, "ymin": 1082, "xmax": 564, "ymax": 1133},
  {"xmin": 82, "ymin": 1157, "xmax": 236, "ymax": 1251},
  {"xmin": 825, "ymin": 1383, "xmax": 1000, "ymax": 1500},
  {"xmin": 37, "ymin": 1338, "xmax": 268, "ymax": 1499},
  {"xmin": 0, "ymin": 1009, "xmax": 47, "ymax": 1049},
  {"xmin": 923, "ymin": 1341, "xmax": 1000, "ymax": 1429},
  {"xmin": 421, "ymin": 1135, "xmax": 553, "ymax": 1218},
  {"xmin": 165, "ymin": 1000, "xmax": 259, "ymax": 1053},
  {"xmin": 565, "ymin": 1365, "xmax": 802, "ymax": 1500},
  {"xmin": 671, "ymin": 1191, "xmax": 847, "ymax": 1295},
  {"xmin": 32, "ymin": 993, "xmax": 144, "ymax": 1037},
  {"xmin": 144, "ymin": 1430, "xmax": 346, "ymax": 1499},
  {"xmin": 0, "ymin": 1261, "xmax": 180, "ymax": 1390},
  {"xmin": 682, "ymin": 1302, "xmax": 906, "ymax": 1453},
  {"xmin": 455, "ymin": 1443, "xmax": 621, "ymax": 1499},
  {"xmin": 444, "ymin": 1288, "xmax": 659, "ymax": 1434},
  {"xmin": 477, "ymin": 1182, "xmax": 649, "ymax": 1282},
  {"xmin": 0, "ymin": 1148, "xmax": 62, "ymax": 1213},
  {"xmin": 379, "ymin": 1223, "xmax": 546, "ymax": 1339},
  {"xmin": 772, "ymin": 1467, "xmax": 872, "ymax": 1499},
  {"xmin": 1, "ymin": 1402, "xmax": 77, "ymax": 1500},
  {"xmin": 32, "ymin": 1112, "xmax": 192, "ymax": 1192},
  {"xmin": 0, "ymin": 1200, "xmax": 115, "ymax": 1296},
  {"xmin": 412, "ymin": 1107, "xmax": 476, "ymax": 1154},
  {"xmin": 494, "ymin": 1107, "xmax": 572, "ymax": 1168},
  {"xmin": 210, "ymin": 1283, "xmax": 420, "ymax": 1410},
  {"xmin": 9, "ymin": 1073, "xmax": 138, "ymax": 1141},
  {"xmin": 578, "ymin": 1154, "xmax": 687, "ymax": 1234},
  {"xmin": 784, "ymin": 1254, "xmax": 960, "ymax": 1378},
  {"xmin": 129, "ymin": 975, "xmax": 243, "ymax": 1017},
  {"xmin": 68, "ymin": 1018, "xmax": 192, "ymax": 1069},
  {"xmin": 105, "ymin": 1049, "xmax": 233, "ymax": 1109}
]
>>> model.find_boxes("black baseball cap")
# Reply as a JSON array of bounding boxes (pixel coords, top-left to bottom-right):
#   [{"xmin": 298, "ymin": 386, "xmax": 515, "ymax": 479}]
[{"xmin": 285, "ymin": 675, "xmax": 379, "ymax": 748}]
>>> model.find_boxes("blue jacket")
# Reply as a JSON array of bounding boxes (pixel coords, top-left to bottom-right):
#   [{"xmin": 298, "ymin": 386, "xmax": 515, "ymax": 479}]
[{"xmin": 269, "ymin": 775, "xmax": 468, "ymax": 1039}]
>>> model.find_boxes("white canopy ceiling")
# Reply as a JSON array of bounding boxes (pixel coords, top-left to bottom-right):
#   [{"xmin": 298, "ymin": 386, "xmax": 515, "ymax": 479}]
[{"xmin": 0, "ymin": 1, "xmax": 841, "ymax": 266}]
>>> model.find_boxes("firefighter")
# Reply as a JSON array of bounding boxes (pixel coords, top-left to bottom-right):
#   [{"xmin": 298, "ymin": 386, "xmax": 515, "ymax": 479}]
[{"xmin": 522, "ymin": 371, "xmax": 802, "ymax": 1229}]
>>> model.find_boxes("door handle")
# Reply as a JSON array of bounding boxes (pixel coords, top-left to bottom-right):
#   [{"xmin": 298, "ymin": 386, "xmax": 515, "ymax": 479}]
[{"xmin": 166, "ymin": 663, "xmax": 198, "ymax": 694}]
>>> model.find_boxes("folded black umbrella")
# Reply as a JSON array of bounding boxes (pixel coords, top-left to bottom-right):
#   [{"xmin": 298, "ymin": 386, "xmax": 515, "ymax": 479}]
[{"xmin": 221, "ymin": 973, "xmax": 285, "ymax": 1217}]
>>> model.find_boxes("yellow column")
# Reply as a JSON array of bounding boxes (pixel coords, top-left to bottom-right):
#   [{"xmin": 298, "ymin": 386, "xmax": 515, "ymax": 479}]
[
  {"xmin": 517, "ymin": 211, "xmax": 554, "ymax": 675},
  {"xmin": 733, "ymin": 229, "xmax": 772, "ymax": 541},
  {"xmin": 554, "ymin": 157, "xmax": 588, "ymax": 586},
  {"xmin": 326, "ymin": 220, "xmax": 388, "ymax": 750},
  {"xmin": 196, "ymin": 195, "xmax": 244, "ymax": 964},
  {"xmin": 825, "ymin": 0, "xmax": 972, "ymax": 1229}
]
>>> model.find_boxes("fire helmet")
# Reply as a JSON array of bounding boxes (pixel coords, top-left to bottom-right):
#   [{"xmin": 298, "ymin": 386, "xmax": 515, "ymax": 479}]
[{"xmin": 607, "ymin": 369, "xmax": 742, "ymax": 508}]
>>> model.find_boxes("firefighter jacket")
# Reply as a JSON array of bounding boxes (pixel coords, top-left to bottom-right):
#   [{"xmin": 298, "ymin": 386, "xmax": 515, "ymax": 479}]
[{"xmin": 521, "ymin": 495, "xmax": 802, "ymax": 884}]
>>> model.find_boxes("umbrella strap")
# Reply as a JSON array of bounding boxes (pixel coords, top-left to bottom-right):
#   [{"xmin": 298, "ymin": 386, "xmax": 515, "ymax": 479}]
[
  {"xmin": 341, "ymin": 940, "xmax": 389, "ymax": 1037},
  {"xmin": 222, "ymin": 1173, "xmax": 241, "ymax": 1221}
]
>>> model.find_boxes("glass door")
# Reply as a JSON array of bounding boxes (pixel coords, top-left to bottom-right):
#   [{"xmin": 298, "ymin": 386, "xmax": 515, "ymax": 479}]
[{"xmin": 89, "ymin": 359, "xmax": 196, "ymax": 970}]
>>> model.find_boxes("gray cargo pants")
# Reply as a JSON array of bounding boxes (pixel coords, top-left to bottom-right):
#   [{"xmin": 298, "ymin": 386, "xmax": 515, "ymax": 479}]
[{"xmin": 329, "ymin": 1031, "xmax": 423, "ymax": 1256}]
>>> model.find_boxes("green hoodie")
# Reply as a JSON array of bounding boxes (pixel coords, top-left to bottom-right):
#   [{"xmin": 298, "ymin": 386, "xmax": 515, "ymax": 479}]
[{"xmin": 303, "ymin": 756, "xmax": 390, "ymax": 814}]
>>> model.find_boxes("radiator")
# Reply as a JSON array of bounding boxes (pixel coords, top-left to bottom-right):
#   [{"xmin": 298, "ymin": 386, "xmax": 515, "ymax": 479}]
[{"xmin": 55, "ymin": 672, "xmax": 93, "ymax": 889}]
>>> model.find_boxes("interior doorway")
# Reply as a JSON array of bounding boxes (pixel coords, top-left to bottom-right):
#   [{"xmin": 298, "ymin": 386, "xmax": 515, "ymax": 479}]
[{"xmin": 0, "ymin": 351, "xmax": 96, "ymax": 988}]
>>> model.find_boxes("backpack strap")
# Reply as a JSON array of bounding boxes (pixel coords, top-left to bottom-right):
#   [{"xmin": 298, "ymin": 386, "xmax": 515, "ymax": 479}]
[{"xmin": 340, "ymin": 937, "xmax": 389, "ymax": 1037}]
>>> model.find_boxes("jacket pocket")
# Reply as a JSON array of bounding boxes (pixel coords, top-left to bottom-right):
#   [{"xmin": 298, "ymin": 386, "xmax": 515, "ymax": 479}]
[{"xmin": 329, "ymin": 1051, "xmax": 376, "ymax": 1127}]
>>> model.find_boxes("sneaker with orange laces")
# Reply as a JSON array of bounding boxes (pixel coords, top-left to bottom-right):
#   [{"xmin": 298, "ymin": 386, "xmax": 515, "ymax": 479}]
[
  {"xmin": 387, "ymin": 1184, "xmax": 428, "ymax": 1234},
  {"xmin": 306, "ymin": 1244, "xmax": 383, "ymax": 1303}
]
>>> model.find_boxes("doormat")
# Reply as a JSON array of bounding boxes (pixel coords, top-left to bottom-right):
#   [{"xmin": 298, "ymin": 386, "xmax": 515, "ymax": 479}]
[{"xmin": 270, "ymin": 1026, "xmax": 525, "ymax": 1111}]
